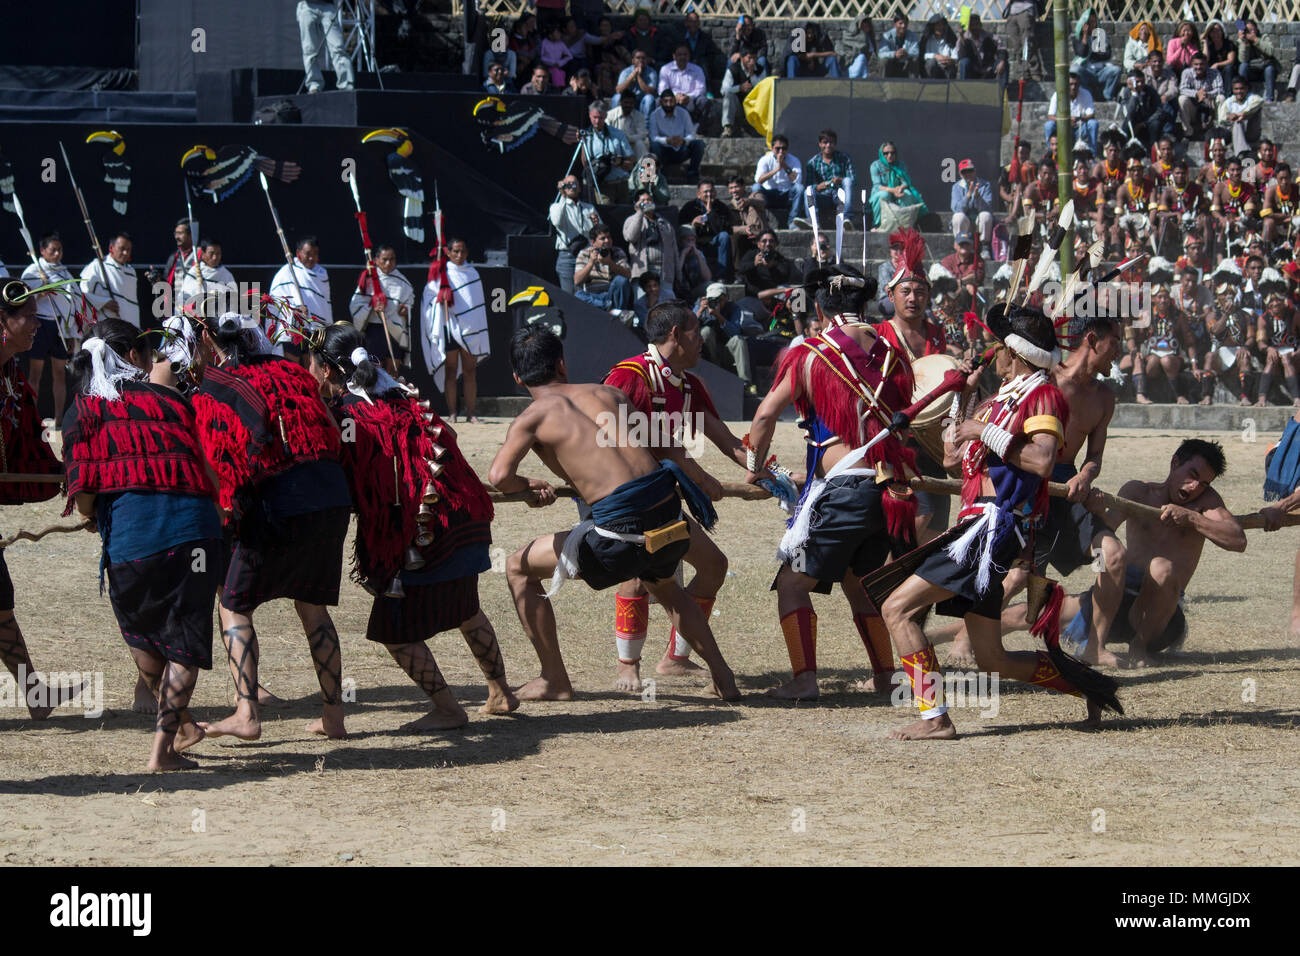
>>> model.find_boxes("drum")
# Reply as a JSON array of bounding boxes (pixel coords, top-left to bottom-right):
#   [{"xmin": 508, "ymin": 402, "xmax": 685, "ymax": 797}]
[{"xmin": 908, "ymin": 353, "xmax": 960, "ymax": 468}]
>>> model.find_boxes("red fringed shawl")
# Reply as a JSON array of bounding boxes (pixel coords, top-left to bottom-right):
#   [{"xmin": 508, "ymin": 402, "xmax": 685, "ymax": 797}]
[
  {"xmin": 62, "ymin": 382, "xmax": 215, "ymax": 516},
  {"xmin": 961, "ymin": 375, "xmax": 1069, "ymax": 518},
  {"xmin": 193, "ymin": 357, "xmax": 342, "ymax": 515},
  {"xmin": 335, "ymin": 393, "xmax": 494, "ymax": 584},
  {"xmin": 875, "ymin": 316, "xmax": 948, "ymax": 359},
  {"xmin": 0, "ymin": 359, "xmax": 61, "ymax": 505},
  {"xmin": 774, "ymin": 324, "xmax": 918, "ymax": 539}
]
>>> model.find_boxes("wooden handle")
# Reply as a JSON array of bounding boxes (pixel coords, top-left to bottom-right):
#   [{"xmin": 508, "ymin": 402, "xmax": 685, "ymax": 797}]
[{"xmin": 0, "ymin": 519, "xmax": 91, "ymax": 550}]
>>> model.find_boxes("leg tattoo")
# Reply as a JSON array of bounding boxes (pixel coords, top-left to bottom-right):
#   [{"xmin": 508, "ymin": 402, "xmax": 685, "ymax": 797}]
[
  {"xmin": 459, "ymin": 613, "xmax": 507, "ymax": 681},
  {"xmin": 305, "ymin": 620, "xmax": 343, "ymax": 705},
  {"xmin": 157, "ymin": 663, "xmax": 198, "ymax": 736},
  {"xmin": 223, "ymin": 623, "xmax": 259, "ymax": 703},
  {"xmin": 388, "ymin": 642, "xmax": 449, "ymax": 700}
]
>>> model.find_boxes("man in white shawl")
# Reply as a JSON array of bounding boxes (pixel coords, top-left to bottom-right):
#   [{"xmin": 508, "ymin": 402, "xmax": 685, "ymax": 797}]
[
  {"xmin": 269, "ymin": 236, "xmax": 331, "ymax": 358},
  {"xmin": 178, "ymin": 238, "xmax": 239, "ymax": 317},
  {"xmin": 420, "ymin": 237, "xmax": 490, "ymax": 422},
  {"xmin": 348, "ymin": 244, "xmax": 414, "ymax": 375}
]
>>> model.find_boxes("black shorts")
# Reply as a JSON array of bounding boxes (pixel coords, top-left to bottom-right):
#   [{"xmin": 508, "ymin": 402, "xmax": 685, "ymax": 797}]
[
  {"xmin": 913, "ymin": 447, "xmax": 951, "ymax": 527},
  {"xmin": 221, "ymin": 507, "xmax": 350, "ymax": 613},
  {"xmin": 1035, "ymin": 495, "xmax": 1115, "ymax": 576},
  {"xmin": 25, "ymin": 319, "xmax": 69, "ymax": 362},
  {"xmin": 576, "ymin": 495, "xmax": 689, "ymax": 591},
  {"xmin": 775, "ymin": 473, "xmax": 891, "ymax": 593},
  {"xmin": 364, "ymin": 323, "xmax": 405, "ymax": 363},
  {"xmin": 366, "ymin": 574, "xmax": 481, "ymax": 644},
  {"xmin": 0, "ymin": 551, "xmax": 13, "ymax": 611},
  {"xmin": 1076, "ymin": 565, "xmax": 1188, "ymax": 654},
  {"xmin": 917, "ymin": 515, "xmax": 1025, "ymax": 620},
  {"xmin": 107, "ymin": 539, "xmax": 221, "ymax": 668}
]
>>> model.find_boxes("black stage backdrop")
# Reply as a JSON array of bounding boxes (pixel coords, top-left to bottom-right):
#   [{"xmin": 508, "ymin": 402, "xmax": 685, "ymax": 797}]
[
  {"xmin": 773, "ymin": 79, "xmax": 1003, "ymax": 214},
  {"xmin": 139, "ymin": 0, "xmax": 305, "ymax": 92},
  {"xmin": 0, "ymin": 122, "xmax": 544, "ymax": 270},
  {"xmin": 0, "ymin": 0, "xmax": 134, "ymax": 69}
]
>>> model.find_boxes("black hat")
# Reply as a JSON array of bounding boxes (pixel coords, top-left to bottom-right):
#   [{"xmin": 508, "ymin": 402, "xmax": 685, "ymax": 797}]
[{"xmin": 984, "ymin": 302, "xmax": 1061, "ymax": 369}]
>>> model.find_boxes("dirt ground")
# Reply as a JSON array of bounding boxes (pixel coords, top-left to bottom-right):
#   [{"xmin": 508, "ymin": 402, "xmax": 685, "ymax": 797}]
[{"xmin": 1, "ymin": 422, "xmax": 1298, "ymax": 866}]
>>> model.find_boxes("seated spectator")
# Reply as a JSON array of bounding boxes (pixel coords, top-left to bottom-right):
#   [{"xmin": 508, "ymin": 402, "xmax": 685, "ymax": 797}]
[
  {"xmin": 796, "ymin": 233, "xmax": 833, "ymax": 281},
  {"xmin": 482, "ymin": 46, "xmax": 518, "ymax": 83},
  {"xmin": 483, "ymin": 62, "xmax": 516, "ymax": 95},
  {"xmin": 921, "ymin": 14, "xmax": 959, "ymax": 79},
  {"xmin": 1117, "ymin": 67, "xmax": 1171, "ymax": 150},
  {"xmin": 752, "ymin": 134, "xmax": 802, "ymax": 228},
  {"xmin": 1218, "ymin": 75, "xmax": 1265, "ymax": 157},
  {"xmin": 958, "ymin": 14, "xmax": 1006, "ymax": 89},
  {"xmin": 1237, "ymin": 19, "xmax": 1279, "ymax": 102},
  {"xmin": 508, "ymin": 13, "xmax": 541, "ymax": 81},
  {"xmin": 869, "ymin": 140, "xmax": 929, "ymax": 231},
  {"xmin": 648, "ymin": 89, "xmax": 703, "ymax": 181},
  {"xmin": 727, "ymin": 174, "xmax": 774, "ymax": 261},
  {"xmin": 607, "ymin": 90, "xmax": 650, "ymax": 158},
  {"xmin": 626, "ymin": 8, "xmax": 666, "ymax": 64},
  {"xmin": 729, "ymin": 14, "xmax": 769, "ymax": 75},
  {"xmin": 1246, "ymin": 138, "xmax": 1281, "ymax": 189},
  {"xmin": 560, "ymin": 15, "xmax": 600, "ymax": 78},
  {"xmin": 659, "ymin": 42, "xmax": 713, "ymax": 126},
  {"xmin": 680, "ymin": 180, "xmax": 733, "ymax": 281},
  {"xmin": 798, "ymin": 128, "xmax": 857, "ymax": 227},
  {"xmin": 1071, "ymin": 9, "xmax": 1122, "ymax": 101},
  {"xmin": 623, "ymin": 188, "xmax": 679, "ymax": 294},
  {"xmin": 1047, "ymin": 72, "xmax": 1100, "ymax": 156},
  {"xmin": 581, "ymin": 101, "xmax": 634, "ymax": 203},
  {"xmin": 549, "ymin": 174, "xmax": 602, "ymax": 294},
  {"xmin": 617, "ymin": 49, "xmax": 659, "ymax": 119},
  {"xmin": 951, "ymin": 158, "xmax": 994, "ymax": 257},
  {"xmin": 591, "ymin": 17, "xmax": 632, "ymax": 99},
  {"xmin": 1203, "ymin": 20, "xmax": 1237, "ymax": 93},
  {"xmin": 783, "ymin": 21, "xmax": 843, "ymax": 79},
  {"xmin": 1261, "ymin": 163, "xmax": 1298, "ymax": 243},
  {"xmin": 628, "ymin": 153, "xmax": 671, "ymax": 206},
  {"xmin": 633, "ymin": 272, "xmax": 661, "ymax": 328},
  {"xmin": 522, "ymin": 64, "xmax": 552, "ymax": 95},
  {"xmin": 1164, "ymin": 20, "xmax": 1200, "ymax": 75},
  {"xmin": 847, "ymin": 16, "xmax": 878, "ymax": 79},
  {"xmin": 573, "ymin": 225, "xmax": 634, "ymax": 313},
  {"xmin": 1180, "ymin": 53, "xmax": 1224, "ymax": 141},
  {"xmin": 1142, "ymin": 50, "xmax": 1182, "ymax": 141},
  {"xmin": 880, "ymin": 14, "xmax": 919, "ymax": 78},
  {"xmin": 738, "ymin": 230, "xmax": 796, "ymax": 306},
  {"xmin": 540, "ymin": 22, "xmax": 572, "ymax": 88},
  {"xmin": 562, "ymin": 68, "xmax": 596, "ymax": 104},
  {"xmin": 1285, "ymin": 37, "xmax": 1300, "ymax": 102},
  {"xmin": 876, "ymin": 234, "xmax": 906, "ymax": 317},
  {"xmin": 677, "ymin": 10, "xmax": 722, "ymax": 93},
  {"xmin": 696, "ymin": 282, "xmax": 755, "ymax": 390},
  {"xmin": 1124, "ymin": 21, "xmax": 1162, "ymax": 72},
  {"xmin": 676, "ymin": 224, "xmax": 713, "ymax": 300},
  {"xmin": 940, "ymin": 232, "xmax": 986, "ymax": 303},
  {"xmin": 721, "ymin": 49, "xmax": 765, "ymax": 138}
]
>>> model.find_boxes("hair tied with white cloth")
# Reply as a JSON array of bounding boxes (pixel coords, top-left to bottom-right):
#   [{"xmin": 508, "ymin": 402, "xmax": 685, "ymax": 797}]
[
  {"xmin": 346, "ymin": 344, "xmax": 407, "ymax": 403},
  {"xmin": 81, "ymin": 336, "xmax": 146, "ymax": 401}
]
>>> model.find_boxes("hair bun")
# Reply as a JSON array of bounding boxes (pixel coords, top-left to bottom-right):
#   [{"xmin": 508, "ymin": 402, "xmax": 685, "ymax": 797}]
[{"xmin": 350, "ymin": 347, "xmax": 370, "ymax": 367}]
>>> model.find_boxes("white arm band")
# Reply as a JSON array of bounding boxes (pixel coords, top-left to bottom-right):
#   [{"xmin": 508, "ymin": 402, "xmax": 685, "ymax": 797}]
[
  {"xmin": 981, "ymin": 423, "xmax": 1014, "ymax": 459},
  {"xmin": 949, "ymin": 394, "xmax": 963, "ymax": 421}
]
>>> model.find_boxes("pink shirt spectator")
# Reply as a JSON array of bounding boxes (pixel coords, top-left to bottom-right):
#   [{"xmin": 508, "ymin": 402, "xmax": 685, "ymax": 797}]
[
  {"xmin": 1165, "ymin": 35, "xmax": 1200, "ymax": 73},
  {"xmin": 540, "ymin": 37, "xmax": 572, "ymax": 87},
  {"xmin": 658, "ymin": 60, "xmax": 707, "ymax": 105}
]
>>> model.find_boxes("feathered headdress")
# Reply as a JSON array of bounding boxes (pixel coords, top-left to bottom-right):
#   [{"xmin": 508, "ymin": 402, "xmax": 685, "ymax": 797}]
[
  {"xmin": 886, "ymin": 228, "xmax": 928, "ymax": 290},
  {"xmin": 1147, "ymin": 256, "xmax": 1175, "ymax": 286},
  {"xmin": 1211, "ymin": 257, "xmax": 1243, "ymax": 287},
  {"xmin": 927, "ymin": 261, "xmax": 957, "ymax": 297},
  {"xmin": 1260, "ymin": 266, "xmax": 1288, "ymax": 296}
]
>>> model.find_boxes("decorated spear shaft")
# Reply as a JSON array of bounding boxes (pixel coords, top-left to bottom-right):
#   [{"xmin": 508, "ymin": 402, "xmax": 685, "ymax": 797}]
[
  {"xmin": 58, "ymin": 141, "xmax": 117, "ymax": 307},
  {"xmin": 258, "ymin": 171, "xmax": 308, "ymax": 327},
  {"xmin": 347, "ymin": 174, "xmax": 399, "ymax": 363}
]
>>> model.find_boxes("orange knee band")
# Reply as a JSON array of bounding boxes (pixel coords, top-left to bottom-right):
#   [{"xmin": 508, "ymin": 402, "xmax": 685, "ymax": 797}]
[
  {"xmin": 853, "ymin": 612, "xmax": 894, "ymax": 676},
  {"xmin": 780, "ymin": 606, "xmax": 817, "ymax": 676},
  {"xmin": 900, "ymin": 645, "xmax": 943, "ymax": 712},
  {"xmin": 1030, "ymin": 651, "xmax": 1082, "ymax": 698},
  {"xmin": 615, "ymin": 594, "xmax": 649, "ymax": 635}
]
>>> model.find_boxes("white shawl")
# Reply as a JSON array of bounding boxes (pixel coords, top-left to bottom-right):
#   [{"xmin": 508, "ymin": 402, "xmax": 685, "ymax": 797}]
[{"xmin": 420, "ymin": 261, "xmax": 491, "ymax": 387}]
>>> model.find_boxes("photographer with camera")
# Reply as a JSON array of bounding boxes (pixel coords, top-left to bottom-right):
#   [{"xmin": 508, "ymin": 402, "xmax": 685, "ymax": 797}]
[
  {"xmin": 623, "ymin": 187, "xmax": 679, "ymax": 296},
  {"xmin": 581, "ymin": 102, "xmax": 634, "ymax": 203},
  {"xmin": 1237, "ymin": 19, "xmax": 1279, "ymax": 102},
  {"xmin": 549, "ymin": 174, "xmax": 603, "ymax": 294},
  {"xmin": 696, "ymin": 282, "xmax": 754, "ymax": 390},
  {"xmin": 574, "ymin": 225, "xmax": 634, "ymax": 318}
]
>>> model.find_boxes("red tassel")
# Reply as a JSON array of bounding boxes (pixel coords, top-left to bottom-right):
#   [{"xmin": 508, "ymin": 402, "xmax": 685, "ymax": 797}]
[{"xmin": 1029, "ymin": 581, "xmax": 1065, "ymax": 650}]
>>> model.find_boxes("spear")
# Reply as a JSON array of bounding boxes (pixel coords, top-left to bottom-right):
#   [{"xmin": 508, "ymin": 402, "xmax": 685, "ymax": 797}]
[
  {"xmin": 58, "ymin": 141, "xmax": 117, "ymax": 309},
  {"xmin": 182, "ymin": 179, "xmax": 205, "ymax": 306},
  {"xmin": 258, "ymin": 170, "xmax": 307, "ymax": 339},
  {"xmin": 347, "ymin": 174, "xmax": 398, "ymax": 365},
  {"xmin": 12, "ymin": 190, "xmax": 77, "ymax": 333}
]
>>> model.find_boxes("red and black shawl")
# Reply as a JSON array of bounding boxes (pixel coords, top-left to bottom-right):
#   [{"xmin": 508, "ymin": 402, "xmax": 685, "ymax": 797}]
[
  {"xmin": 193, "ymin": 355, "xmax": 342, "ymax": 515},
  {"xmin": 0, "ymin": 359, "xmax": 61, "ymax": 505},
  {"xmin": 62, "ymin": 381, "xmax": 214, "ymax": 516},
  {"xmin": 334, "ymin": 392, "xmax": 494, "ymax": 585}
]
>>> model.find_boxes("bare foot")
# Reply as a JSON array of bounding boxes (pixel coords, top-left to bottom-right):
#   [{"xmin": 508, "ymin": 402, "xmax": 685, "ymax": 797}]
[
  {"xmin": 613, "ymin": 661, "xmax": 642, "ymax": 693},
  {"xmin": 887, "ymin": 713, "xmax": 958, "ymax": 740},
  {"xmin": 655, "ymin": 654, "xmax": 704, "ymax": 676},
  {"xmin": 1256, "ymin": 397, "xmax": 1268, "ymax": 407},
  {"xmin": 1176, "ymin": 396, "xmax": 1190, "ymax": 405},
  {"xmin": 708, "ymin": 666, "xmax": 742, "ymax": 702},
  {"xmin": 1136, "ymin": 394, "xmax": 1153, "ymax": 405},
  {"xmin": 308, "ymin": 704, "xmax": 346, "ymax": 739},
  {"xmin": 148, "ymin": 750, "xmax": 199, "ymax": 772},
  {"xmin": 1240, "ymin": 396, "xmax": 1251, "ymax": 406},
  {"xmin": 765, "ymin": 670, "xmax": 819, "ymax": 700},
  {"xmin": 514, "ymin": 675, "xmax": 574, "ymax": 701},
  {"xmin": 198, "ymin": 712, "xmax": 262, "ymax": 741},
  {"xmin": 1197, "ymin": 395, "xmax": 1211, "ymax": 405},
  {"xmin": 174, "ymin": 719, "xmax": 206, "ymax": 752},
  {"xmin": 466, "ymin": 415, "xmax": 482, "ymax": 424},
  {"xmin": 849, "ymin": 672, "xmax": 895, "ymax": 694},
  {"xmin": 945, "ymin": 643, "xmax": 978, "ymax": 670},
  {"xmin": 26, "ymin": 676, "xmax": 90, "ymax": 720},
  {"xmin": 400, "ymin": 705, "xmax": 468, "ymax": 731},
  {"xmin": 480, "ymin": 687, "xmax": 520, "ymax": 715},
  {"xmin": 134, "ymin": 675, "xmax": 158, "ymax": 715},
  {"xmin": 257, "ymin": 684, "xmax": 285, "ymax": 707},
  {"xmin": 1091, "ymin": 644, "xmax": 1121, "ymax": 668},
  {"xmin": 1080, "ymin": 700, "xmax": 1102, "ymax": 729}
]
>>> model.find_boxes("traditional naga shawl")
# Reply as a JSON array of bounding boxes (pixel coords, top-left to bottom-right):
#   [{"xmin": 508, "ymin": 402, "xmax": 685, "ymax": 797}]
[
  {"xmin": 192, "ymin": 355, "xmax": 342, "ymax": 517},
  {"xmin": 946, "ymin": 371, "xmax": 1068, "ymax": 594},
  {"xmin": 773, "ymin": 322, "xmax": 917, "ymax": 540},
  {"xmin": 334, "ymin": 392, "xmax": 494, "ymax": 588},
  {"xmin": 875, "ymin": 316, "xmax": 948, "ymax": 360},
  {"xmin": 62, "ymin": 381, "xmax": 214, "ymax": 516},
  {"xmin": 605, "ymin": 345, "xmax": 720, "ymax": 442},
  {"xmin": 0, "ymin": 359, "xmax": 61, "ymax": 505}
]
